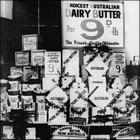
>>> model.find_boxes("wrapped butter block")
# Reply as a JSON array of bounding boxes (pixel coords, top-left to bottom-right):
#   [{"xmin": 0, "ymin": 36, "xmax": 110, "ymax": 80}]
[
  {"xmin": 31, "ymin": 50, "xmax": 46, "ymax": 66},
  {"xmin": 15, "ymin": 51, "xmax": 30, "ymax": 66},
  {"xmin": 108, "ymin": 52, "xmax": 125, "ymax": 77},
  {"xmin": 22, "ymin": 34, "xmax": 38, "ymax": 51},
  {"xmin": 45, "ymin": 86, "xmax": 68, "ymax": 106},
  {"xmin": 69, "ymin": 78, "xmax": 88, "ymax": 124},
  {"xmin": 88, "ymin": 76, "xmax": 106, "ymax": 93},
  {"xmin": 62, "ymin": 49, "xmax": 79, "ymax": 76},
  {"xmin": 88, "ymin": 81, "xmax": 112, "ymax": 108},
  {"xmin": 8, "ymin": 81, "xmax": 20, "ymax": 92},
  {"xmin": 85, "ymin": 56, "xmax": 108, "ymax": 77},
  {"xmin": 45, "ymin": 51, "xmax": 61, "ymax": 75},
  {"xmin": 48, "ymin": 106, "xmax": 67, "ymax": 125},
  {"xmin": 42, "ymin": 75, "xmax": 60, "ymax": 91}
]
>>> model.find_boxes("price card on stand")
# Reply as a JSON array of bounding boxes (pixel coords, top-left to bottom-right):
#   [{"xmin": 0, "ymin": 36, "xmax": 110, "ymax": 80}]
[
  {"xmin": 109, "ymin": 52, "xmax": 125, "ymax": 77},
  {"xmin": 45, "ymin": 51, "xmax": 61, "ymax": 75}
]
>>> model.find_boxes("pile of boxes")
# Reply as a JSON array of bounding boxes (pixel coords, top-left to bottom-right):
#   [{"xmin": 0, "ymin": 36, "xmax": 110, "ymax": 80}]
[{"xmin": 1, "ymin": 34, "xmax": 140, "ymax": 139}]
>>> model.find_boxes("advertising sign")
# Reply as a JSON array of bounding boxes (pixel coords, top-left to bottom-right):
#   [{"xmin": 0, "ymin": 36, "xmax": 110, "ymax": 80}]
[
  {"xmin": 62, "ymin": 49, "xmax": 79, "ymax": 76},
  {"xmin": 109, "ymin": 52, "xmax": 125, "ymax": 77},
  {"xmin": 61, "ymin": 1, "xmax": 124, "ymax": 48},
  {"xmin": 51, "ymin": 125, "xmax": 88, "ymax": 139},
  {"xmin": 45, "ymin": 51, "xmax": 61, "ymax": 75}
]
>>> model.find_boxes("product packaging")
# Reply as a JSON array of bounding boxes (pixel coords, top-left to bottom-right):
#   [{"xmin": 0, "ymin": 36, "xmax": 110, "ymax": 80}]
[
  {"xmin": 69, "ymin": 77, "xmax": 88, "ymax": 124},
  {"xmin": 62, "ymin": 49, "xmax": 79, "ymax": 76},
  {"xmin": 31, "ymin": 50, "xmax": 46, "ymax": 66},
  {"xmin": 15, "ymin": 51, "xmax": 30, "ymax": 66}
]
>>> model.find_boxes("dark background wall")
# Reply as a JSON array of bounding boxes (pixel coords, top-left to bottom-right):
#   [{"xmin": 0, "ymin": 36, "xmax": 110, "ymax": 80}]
[{"xmin": 0, "ymin": 0, "xmax": 61, "ymax": 78}]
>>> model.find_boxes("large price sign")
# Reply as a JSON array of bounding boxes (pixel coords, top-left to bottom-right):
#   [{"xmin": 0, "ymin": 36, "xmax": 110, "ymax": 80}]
[
  {"xmin": 61, "ymin": 1, "xmax": 124, "ymax": 48},
  {"xmin": 45, "ymin": 51, "xmax": 61, "ymax": 75}
]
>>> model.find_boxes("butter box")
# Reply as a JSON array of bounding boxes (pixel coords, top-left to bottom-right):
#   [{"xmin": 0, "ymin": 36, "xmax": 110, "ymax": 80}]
[
  {"xmin": 15, "ymin": 51, "xmax": 30, "ymax": 66},
  {"xmin": 10, "ymin": 67, "xmax": 23, "ymax": 77},
  {"xmin": 23, "ymin": 66, "xmax": 39, "ymax": 82},
  {"xmin": 48, "ymin": 106, "xmax": 67, "ymax": 125},
  {"xmin": 22, "ymin": 34, "xmax": 38, "ymax": 51},
  {"xmin": 45, "ymin": 86, "xmax": 68, "ymax": 106},
  {"xmin": 31, "ymin": 50, "xmax": 46, "ymax": 66}
]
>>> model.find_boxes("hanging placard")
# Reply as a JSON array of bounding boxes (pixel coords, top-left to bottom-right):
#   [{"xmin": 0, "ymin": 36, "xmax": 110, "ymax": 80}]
[{"xmin": 45, "ymin": 51, "xmax": 61, "ymax": 75}]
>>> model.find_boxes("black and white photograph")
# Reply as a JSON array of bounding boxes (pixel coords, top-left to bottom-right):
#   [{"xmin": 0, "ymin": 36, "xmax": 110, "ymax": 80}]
[{"xmin": 0, "ymin": 0, "xmax": 139, "ymax": 139}]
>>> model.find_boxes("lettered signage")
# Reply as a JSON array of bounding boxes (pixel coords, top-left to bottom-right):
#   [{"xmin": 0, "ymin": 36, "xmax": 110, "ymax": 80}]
[{"xmin": 61, "ymin": 1, "xmax": 124, "ymax": 48}]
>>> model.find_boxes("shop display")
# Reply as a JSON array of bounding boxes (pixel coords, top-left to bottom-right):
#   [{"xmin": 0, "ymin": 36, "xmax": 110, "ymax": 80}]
[
  {"xmin": 1, "ymin": 43, "xmax": 139, "ymax": 139},
  {"xmin": 0, "ymin": 1, "xmax": 139, "ymax": 139},
  {"xmin": 10, "ymin": 67, "xmax": 23, "ymax": 78}
]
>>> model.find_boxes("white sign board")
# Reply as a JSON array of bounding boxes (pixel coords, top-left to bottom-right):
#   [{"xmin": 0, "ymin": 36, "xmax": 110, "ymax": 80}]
[
  {"xmin": 45, "ymin": 51, "xmax": 61, "ymax": 75},
  {"xmin": 61, "ymin": 1, "xmax": 124, "ymax": 48}
]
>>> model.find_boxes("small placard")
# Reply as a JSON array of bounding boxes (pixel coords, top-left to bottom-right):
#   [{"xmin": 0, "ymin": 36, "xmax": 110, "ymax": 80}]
[
  {"xmin": 22, "ymin": 34, "xmax": 38, "ymax": 51},
  {"xmin": 45, "ymin": 51, "xmax": 61, "ymax": 75}
]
